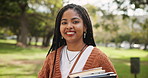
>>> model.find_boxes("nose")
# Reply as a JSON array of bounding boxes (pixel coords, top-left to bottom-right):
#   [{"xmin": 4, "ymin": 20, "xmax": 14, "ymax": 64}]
[{"xmin": 66, "ymin": 23, "xmax": 73, "ymax": 29}]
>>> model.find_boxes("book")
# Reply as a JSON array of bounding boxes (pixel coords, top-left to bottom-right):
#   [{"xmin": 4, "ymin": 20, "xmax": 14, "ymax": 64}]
[
  {"xmin": 68, "ymin": 67, "xmax": 104, "ymax": 78},
  {"xmin": 68, "ymin": 67, "xmax": 117, "ymax": 78},
  {"xmin": 79, "ymin": 72, "xmax": 117, "ymax": 78}
]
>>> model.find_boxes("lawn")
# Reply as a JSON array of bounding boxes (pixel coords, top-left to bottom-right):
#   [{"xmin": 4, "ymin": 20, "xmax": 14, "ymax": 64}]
[
  {"xmin": 0, "ymin": 39, "xmax": 148, "ymax": 78},
  {"xmin": 98, "ymin": 46, "xmax": 148, "ymax": 78}
]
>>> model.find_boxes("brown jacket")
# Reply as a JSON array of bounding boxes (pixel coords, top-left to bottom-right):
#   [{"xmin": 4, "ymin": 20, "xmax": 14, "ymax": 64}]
[{"xmin": 38, "ymin": 46, "xmax": 117, "ymax": 78}]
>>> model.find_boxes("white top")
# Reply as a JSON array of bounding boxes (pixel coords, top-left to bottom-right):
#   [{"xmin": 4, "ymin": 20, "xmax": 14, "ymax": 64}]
[{"xmin": 60, "ymin": 45, "xmax": 94, "ymax": 78}]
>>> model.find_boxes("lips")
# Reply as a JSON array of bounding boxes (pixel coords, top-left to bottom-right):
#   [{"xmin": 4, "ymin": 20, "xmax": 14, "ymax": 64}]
[{"xmin": 65, "ymin": 31, "xmax": 76, "ymax": 36}]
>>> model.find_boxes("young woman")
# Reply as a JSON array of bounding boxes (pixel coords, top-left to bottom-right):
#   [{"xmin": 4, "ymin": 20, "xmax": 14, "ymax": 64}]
[{"xmin": 38, "ymin": 4, "xmax": 117, "ymax": 78}]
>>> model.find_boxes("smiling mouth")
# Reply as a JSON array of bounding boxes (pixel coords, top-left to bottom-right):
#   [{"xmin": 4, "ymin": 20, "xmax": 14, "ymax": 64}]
[
  {"xmin": 65, "ymin": 31, "xmax": 76, "ymax": 36},
  {"xmin": 67, "ymin": 32, "xmax": 75, "ymax": 34}
]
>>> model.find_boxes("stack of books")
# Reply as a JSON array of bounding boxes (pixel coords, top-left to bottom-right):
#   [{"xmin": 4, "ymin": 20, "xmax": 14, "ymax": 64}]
[{"xmin": 68, "ymin": 67, "xmax": 117, "ymax": 78}]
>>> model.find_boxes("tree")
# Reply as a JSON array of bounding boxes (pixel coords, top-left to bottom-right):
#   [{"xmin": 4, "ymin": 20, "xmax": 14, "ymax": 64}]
[
  {"xmin": 138, "ymin": 19, "xmax": 148, "ymax": 50},
  {"xmin": 0, "ymin": 0, "xmax": 30, "ymax": 46},
  {"xmin": 113, "ymin": 0, "xmax": 148, "ymax": 50},
  {"xmin": 84, "ymin": 4, "xmax": 99, "ymax": 24},
  {"xmin": 0, "ymin": 0, "xmax": 20, "ymax": 39},
  {"xmin": 0, "ymin": 0, "xmax": 63, "ymax": 47},
  {"xmin": 23, "ymin": 0, "xmax": 63, "ymax": 47},
  {"xmin": 113, "ymin": 0, "xmax": 148, "ymax": 19},
  {"xmin": 37, "ymin": 0, "xmax": 63, "ymax": 47},
  {"xmin": 17, "ymin": 0, "xmax": 29, "ymax": 46},
  {"xmin": 97, "ymin": 12, "xmax": 120, "ymax": 47}
]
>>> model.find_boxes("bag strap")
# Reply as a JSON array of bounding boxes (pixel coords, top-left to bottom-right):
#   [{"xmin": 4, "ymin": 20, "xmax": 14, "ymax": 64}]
[{"xmin": 69, "ymin": 45, "xmax": 88, "ymax": 74}]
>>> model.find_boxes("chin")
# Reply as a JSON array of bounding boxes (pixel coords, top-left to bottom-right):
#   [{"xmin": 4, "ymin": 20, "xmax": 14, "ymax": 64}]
[{"xmin": 66, "ymin": 39, "xmax": 76, "ymax": 43}]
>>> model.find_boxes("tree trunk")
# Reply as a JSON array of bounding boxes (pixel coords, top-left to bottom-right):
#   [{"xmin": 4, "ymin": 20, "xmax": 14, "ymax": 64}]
[
  {"xmin": 17, "ymin": 1, "xmax": 28, "ymax": 47},
  {"xmin": 144, "ymin": 43, "xmax": 148, "ymax": 50},
  {"xmin": 42, "ymin": 36, "xmax": 46, "ymax": 46},
  {"xmin": 44, "ymin": 36, "xmax": 50, "ymax": 47},
  {"xmin": 19, "ymin": 13, "xmax": 28, "ymax": 46},
  {"xmin": 42, "ymin": 30, "xmax": 53, "ymax": 47},
  {"xmin": 28, "ymin": 36, "xmax": 32, "ymax": 45},
  {"xmin": 16, "ymin": 34, "xmax": 20, "ymax": 43},
  {"xmin": 35, "ymin": 36, "xmax": 38, "ymax": 46},
  {"xmin": 130, "ymin": 42, "xmax": 133, "ymax": 49}
]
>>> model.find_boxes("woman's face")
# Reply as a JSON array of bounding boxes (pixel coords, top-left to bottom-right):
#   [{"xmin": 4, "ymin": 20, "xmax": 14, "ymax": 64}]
[{"xmin": 60, "ymin": 9, "xmax": 86, "ymax": 44}]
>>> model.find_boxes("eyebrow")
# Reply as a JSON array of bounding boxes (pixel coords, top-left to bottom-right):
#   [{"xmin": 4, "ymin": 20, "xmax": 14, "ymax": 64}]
[
  {"xmin": 61, "ymin": 17, "xmax": 80, "ymax": 21},
  {"xmin": 71, "ymin": 17, "xmax": 80, "ymax": 20},
  {"xmin": 61, "ymin": 19, "xmax": 67, "ymax": 21}
]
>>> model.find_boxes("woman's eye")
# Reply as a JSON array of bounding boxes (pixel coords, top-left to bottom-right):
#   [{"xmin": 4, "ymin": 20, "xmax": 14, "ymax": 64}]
[
  {"xmin": 73, "ymin": 21, "xmax": 79, "ymax": 24},
  {"xmin": 61, "ymin": 22, "xmax": 67, "ymax": 25}
]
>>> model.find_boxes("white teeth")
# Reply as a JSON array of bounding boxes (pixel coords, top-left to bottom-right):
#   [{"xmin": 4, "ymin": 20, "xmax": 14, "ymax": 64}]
[{"xmin": 66, "ymin": 32, "xmax": 75, "ymax": 34}]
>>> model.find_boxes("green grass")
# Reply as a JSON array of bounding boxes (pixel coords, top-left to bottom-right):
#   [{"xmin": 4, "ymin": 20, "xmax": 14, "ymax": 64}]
[
  {"xmin": 0, "ymin": 39, "xmax": 16, "ymax": 44},
  {"xmin": 98, "ymin": 46, "xmax": 148, "ymax": 61},
  {"xmin": 0, "ymin": 39, "xmax": 48, "ymax": 78},
  {"xmin": 0, "ymin": 39, "xmax": 148, "ymax": 78},
  {"xmin": 98, "ymin": 46, "xmax": 148, "ymax": 78}
]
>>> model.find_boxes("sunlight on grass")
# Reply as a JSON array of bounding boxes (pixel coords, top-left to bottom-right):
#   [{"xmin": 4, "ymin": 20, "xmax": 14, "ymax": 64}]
[
  {"xmin": 0, "ymin": 39, "xmax": 42, "ymax": 46},
  {"xmin": 0, "ymin": 40, "xmax": 148, "ymax": 78},
  {"xmin": 31, "ymin": 42, "xmax": 42, "ymax": 46},
  {"xmin": 98, "ymin": 46, "xmax": 148, "ymax": 61},
  {"xmin": 0, "ymin": 40, "xmax": 48, "ymax": 78},
  {"xmin": 112, "ymin": 59, "xmax": 148, "ymax": 78},
  {"xmin": 0, "ymin": 39, "xmax": 16, "ymax": 44},
  {"xmin": 98, "ymin": 46, "xmax": 148, "ymax": 78}
]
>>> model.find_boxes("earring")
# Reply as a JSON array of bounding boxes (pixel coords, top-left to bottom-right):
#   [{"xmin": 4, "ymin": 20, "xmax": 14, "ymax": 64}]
[
  {"xmin": 84, "ymin": 32, "xmax": 86, "ymax": 38},
  {"xmin": 61, "ymin": 36, "xmax": 63, "ymax": 39}
]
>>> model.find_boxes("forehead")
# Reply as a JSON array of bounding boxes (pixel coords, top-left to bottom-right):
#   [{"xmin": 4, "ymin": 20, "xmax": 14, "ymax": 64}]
[{"xmin": 62, "ymin": 9, "xmax": 81, "ymax": 19}]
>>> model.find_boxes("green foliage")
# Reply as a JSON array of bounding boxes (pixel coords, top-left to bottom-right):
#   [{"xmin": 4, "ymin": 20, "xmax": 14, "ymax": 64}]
[
  {"xmin": 113, "ymin": 0, "xmax": 148, "ymax": 20},
  {"xmin": 0, "ymin": 0, "xmax": 21, "ymax": 15},
  {"xmin": 130, "ymin": 0, "xmax": 148, "ymax": 9},
  {"xmin": 84, "ymin": 4, "xmax": 98, "ymax": 16},
  {"xmin": 112, "ymin": 33, "xmax": 131, "ymax": 43},
  {"xmin": 138, "ymin": 19, "xmax": 148, "ymax": 50},
  {"xmin": 122, "ymin": 14, "xmax": 129, "ymax": 20},
  {"xmin": 0, "ymin": 0, "xmax": 63, "ymax": 46},
  {"xmin": 84, "ymin": 4, "xmax": 99, "ymax": 24},
  {"xmin": 0, "ymin": 0, "xmax": 20, "ymax": 35},
  {"xmin": 93, "ymin": 0, "xmax": 147, "ymax": 49},
  {"xmin": 94, "ymin": 23, "xmax": 100, "ymax": 28}
]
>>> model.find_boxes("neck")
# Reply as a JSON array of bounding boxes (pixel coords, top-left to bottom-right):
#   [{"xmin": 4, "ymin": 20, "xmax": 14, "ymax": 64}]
[{"xmin": 66, "ymin": 42, "xmax": 86, "ymax": 51}]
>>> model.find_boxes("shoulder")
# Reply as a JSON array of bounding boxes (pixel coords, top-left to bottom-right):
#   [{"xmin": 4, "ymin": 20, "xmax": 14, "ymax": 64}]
[
  {"xmin": 86, "ymin": 47, "xmax": 108, "ymax": 62},
  {"xmin": 91, "ymin": 47, "xmax": 107, "ymax": 56},
  {"xmin": 88, "ymin": 47, "xmax": 117, "ymax": 74},
  {"xmin": 83, "ymin": 47, "xmax": 109, "ymax": 69},
  {"xmin": 46, "ymin": 46, "xmax": 64, "ymax": 61},
  {"xmin": 90, "ymin": 47, "xmax": 109, "ymax": 62}
]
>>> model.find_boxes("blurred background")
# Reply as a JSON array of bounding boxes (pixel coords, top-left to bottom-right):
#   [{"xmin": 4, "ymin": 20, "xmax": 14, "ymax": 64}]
[{"xmin": 0, "ymin": 0, "xmax": 147, "ymax": 78}]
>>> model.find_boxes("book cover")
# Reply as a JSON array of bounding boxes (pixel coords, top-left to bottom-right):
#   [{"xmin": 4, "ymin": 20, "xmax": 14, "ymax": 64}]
[
  {"xmin": 79, "ymin": 72, "xmax": 117, "ymax": 78},
  {"xmin": 69, "ymin": 67, "xmax": 104, "ymax": 78},
  {"xmin": 68, "ymin": 67, "xmax": 117, "ymax": 78}
]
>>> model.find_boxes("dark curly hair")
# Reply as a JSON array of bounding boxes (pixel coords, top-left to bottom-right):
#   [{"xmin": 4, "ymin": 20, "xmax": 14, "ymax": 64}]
[
  {"xmin": 47, "ymin": 4, "xmax": 96, "ymax": 55},
  {"xmin": 48, "ymin": 4, "xmax": 96, "ymax": 78}
]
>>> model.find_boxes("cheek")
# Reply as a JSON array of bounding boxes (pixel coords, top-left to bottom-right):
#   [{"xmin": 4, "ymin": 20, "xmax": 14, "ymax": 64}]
[
  {"xmin": 60, "ymin": 26, "xmax": 64, "ymax": 34},
  {"xmin": 76, "ymin": 25, "xmax": 85, "ymax": 32}
]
